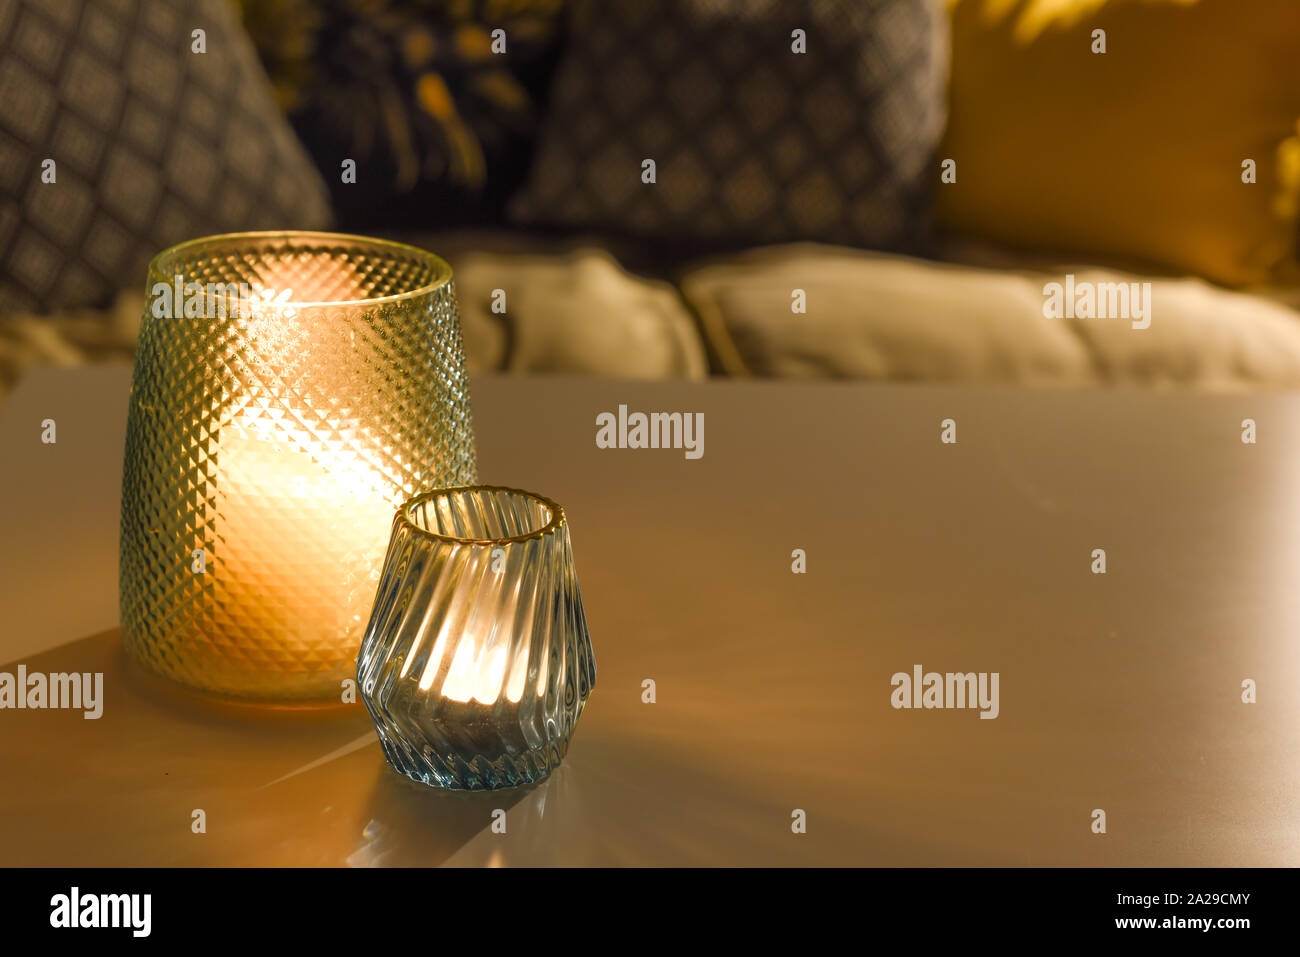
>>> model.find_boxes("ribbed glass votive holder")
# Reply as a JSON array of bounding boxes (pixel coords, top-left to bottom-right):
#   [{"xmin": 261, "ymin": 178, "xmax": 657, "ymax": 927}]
[{"xmin": 358, "ymin": 486, "xmax": 597, "ymax": 790}]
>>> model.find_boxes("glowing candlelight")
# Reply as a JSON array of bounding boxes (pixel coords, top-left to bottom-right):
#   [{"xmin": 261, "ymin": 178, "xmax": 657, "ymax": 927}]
[
  {"xmin": 210, "ymin": 413, "xmax": 397, "ymax": 659},
  {"xmin": 203, "ymin": 285, "xmax": 395, "ymax": 684},
  {"xmin": 405, "ymin": 546, "xmax": 535, "ymax": 707}
]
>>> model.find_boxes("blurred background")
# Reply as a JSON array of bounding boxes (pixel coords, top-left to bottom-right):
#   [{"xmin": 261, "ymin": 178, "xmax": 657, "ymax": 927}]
[{"xmin": 3, "ymin": 0, "xmax": 1300, "ymax": 401}]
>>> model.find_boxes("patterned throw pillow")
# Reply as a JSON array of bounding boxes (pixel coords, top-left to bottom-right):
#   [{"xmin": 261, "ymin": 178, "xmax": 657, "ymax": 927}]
[
  {"xmin": 0, "ymin": 0, "xmax": 332, "ymax": 313},
  {"xmin": 233, "ymin": 0, "xmax": 566, "ymax": 230},
  {"xmin": 509, "ymin": 0, "xmax": 948, "ymax": 253}
]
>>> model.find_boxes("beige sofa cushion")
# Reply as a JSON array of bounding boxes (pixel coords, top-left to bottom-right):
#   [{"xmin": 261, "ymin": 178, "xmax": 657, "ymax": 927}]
[
  {"xmin": 680, "ymin": 244, "xmax": 1300, "ymax": 390},
  {"xmin": 1058, "ymin": 270, "xmax": 1300, "ymax": 390},
  {"xmin": 448, "ymin": 247, "xmax": 708, "ymax": 379}
]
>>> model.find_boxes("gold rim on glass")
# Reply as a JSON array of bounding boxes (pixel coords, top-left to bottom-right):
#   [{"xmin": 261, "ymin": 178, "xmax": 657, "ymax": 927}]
[{"xmin": 400, "ymin": 485, "xmax": 566, "ymax": 546}]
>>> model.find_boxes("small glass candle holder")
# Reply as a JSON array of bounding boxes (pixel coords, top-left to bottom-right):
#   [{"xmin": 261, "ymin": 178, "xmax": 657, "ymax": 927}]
[
  {"xmin": 358, "ymin": 486, "xmax": 597, "ymax": 790},
  {"xmin": 120, "ymin": 231, "xmax": 478, "ymax": 701}
]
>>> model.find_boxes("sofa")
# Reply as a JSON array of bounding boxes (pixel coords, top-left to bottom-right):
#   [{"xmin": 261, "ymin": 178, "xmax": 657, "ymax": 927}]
[{"xmin": 4, "ymin": 0, "xmax": 1300, "ymax": 401}]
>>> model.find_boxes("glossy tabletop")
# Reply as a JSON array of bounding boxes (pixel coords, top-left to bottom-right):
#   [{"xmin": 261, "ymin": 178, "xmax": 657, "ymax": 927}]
[{"xmin": 0, "ymin": 367, "xmax": 1296, "ymax": 866}]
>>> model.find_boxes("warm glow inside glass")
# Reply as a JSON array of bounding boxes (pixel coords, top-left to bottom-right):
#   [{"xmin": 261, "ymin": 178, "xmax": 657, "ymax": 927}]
[
  {"xmin": 120, "ymin": 232, "xmax": 478, "ymax": 701},
  {"xmin": 359, "ymin": 487, "xmax": 596, "ymax": 790}
]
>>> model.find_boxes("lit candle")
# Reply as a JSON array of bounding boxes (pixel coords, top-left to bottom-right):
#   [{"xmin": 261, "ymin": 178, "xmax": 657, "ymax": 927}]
[
  {"xmin": 409, "ymin": 564, "xmax": 536, "ymax": 757},
  {"xmin": 210, "ymin": 413, "xmax": 397, "ymax": 664},
  {"xmin": 203, "ymin": 281, "xmax": 397, "ymax": 686}
]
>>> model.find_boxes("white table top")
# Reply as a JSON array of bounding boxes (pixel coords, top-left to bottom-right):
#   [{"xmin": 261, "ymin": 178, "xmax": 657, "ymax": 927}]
[{"xmin": 1, "ymin": 366, "xmax": 1297, "ymax": 865}]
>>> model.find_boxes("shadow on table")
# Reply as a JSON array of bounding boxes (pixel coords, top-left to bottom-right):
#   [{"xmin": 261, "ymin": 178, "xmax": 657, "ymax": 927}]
[{"xmin": 345, "ymin": 767, "xmax": 540, "ymax": 867}]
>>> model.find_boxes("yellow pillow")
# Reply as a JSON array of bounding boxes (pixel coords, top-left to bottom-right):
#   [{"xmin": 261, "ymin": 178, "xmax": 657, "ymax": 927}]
[{"xmin": 939, "ymin": 0, "xmax": 1300, "ymax": 286}]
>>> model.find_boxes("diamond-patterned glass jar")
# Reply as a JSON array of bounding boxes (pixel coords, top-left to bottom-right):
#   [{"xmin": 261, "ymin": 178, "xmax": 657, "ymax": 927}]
[
  {"xmin": 120, "ymin": 232, "xmax": 478, "ymax": 701},
  {"xmin": 359, "ymin": 486, "xmax": 596, "ymax": 790}
]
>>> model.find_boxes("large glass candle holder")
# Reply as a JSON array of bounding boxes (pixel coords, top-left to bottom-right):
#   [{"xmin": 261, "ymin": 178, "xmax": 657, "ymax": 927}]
[
  {"xmin": 358, "ymin": 486, "xmax": 597, "ymax": 790},
  {"xmin": 120, "ymin": 232, "xmax": 478, "ymax": 701}
]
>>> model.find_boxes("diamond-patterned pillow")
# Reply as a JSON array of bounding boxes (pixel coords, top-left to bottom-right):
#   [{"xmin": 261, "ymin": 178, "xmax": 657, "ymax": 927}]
[
  {"xmin": 0, "ymin": 0, "xmax": 332, "ymax": 313},
  {"xmin": 509, "ymin": 0, "xmax": 947, "ymax": 253}
]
